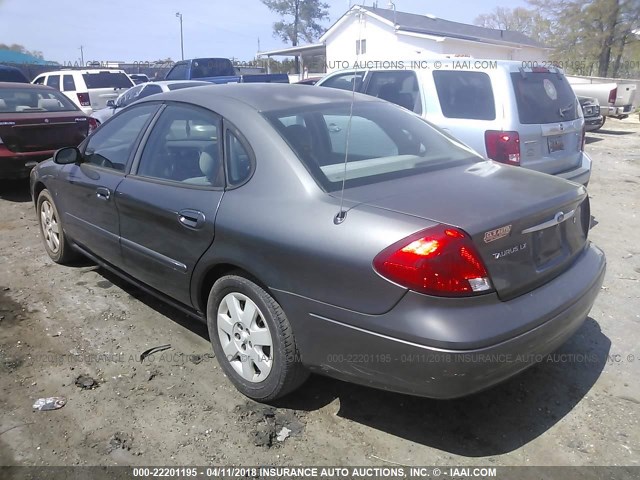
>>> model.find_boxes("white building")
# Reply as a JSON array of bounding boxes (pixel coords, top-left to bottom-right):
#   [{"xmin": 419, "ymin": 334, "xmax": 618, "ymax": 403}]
[{"xmin": 259, "ymin": 5, "xmax": 551, "ymax": 77}]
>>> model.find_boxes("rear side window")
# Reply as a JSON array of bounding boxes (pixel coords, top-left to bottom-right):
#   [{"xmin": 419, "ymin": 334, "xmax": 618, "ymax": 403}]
[
  {"xmin": 511, "ymin": 72, "xmax": 578, "ymax": 124},
  {"xmin": 165, "ymin": 63, "xmax": 189, "ymax": 80},
  {"xmin": 365, "ymin": 70, "xmax": 422, "ymax": 114},
  {"xmin": 62, "ymin": 75, "xmax": 76, "ymax": 91},
  {"xmin": 320, "ymin": 72, "xmax": 365, "ymax": 92},
  {"xmin": 433, "ymin": 71, "xmax": 496, "ymax": 120},
  {"xmin": 82, "ymin": 72, "xmax": 134, "ymax": 89},
  {"xmin": 46, "ymin": 75, "xmax": 60, "ymax": 90}
]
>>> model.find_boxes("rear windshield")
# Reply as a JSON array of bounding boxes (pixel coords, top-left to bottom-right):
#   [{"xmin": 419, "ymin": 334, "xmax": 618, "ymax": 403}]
[
  {"xmin": 0, "ymin": 87, "xmax": 79, "ymax": 113},
  {"xmin": 0, "ymin": 68, "xmax": 29, "ymax": 83},
  {"xmin": 511, "ymin": 72, "xmax": 578, "ymax": 124},
  {"xmin": 264, "ymin": 102, "xmax": 481, "ymax": 191},
  {"xmin": 433, "ymin": 71, "xmax": 496, "ymax": 120},
  {"xmin": 190, "ymin": 58, "xmax": 236, "ymax": 78},
  {"xmin": 82, "ymin": 72, "xmax": 134, "ymax": 89}
]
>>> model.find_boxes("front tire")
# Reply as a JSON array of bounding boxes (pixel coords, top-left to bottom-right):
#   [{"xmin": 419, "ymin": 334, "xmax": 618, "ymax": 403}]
[
  {"xmin": 207, "ymin": 274, "xmax": 308, "ymax": 401},
  {"xmin": 37, "ymin": 189, "xmax": 76, "ymax": 264}
]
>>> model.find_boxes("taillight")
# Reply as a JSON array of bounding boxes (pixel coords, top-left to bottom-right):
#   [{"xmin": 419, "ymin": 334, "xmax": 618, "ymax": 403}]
[
  {"xmin": 88, "ymin": 117, "xmax": 98, "ymax": 134},
  {"xmin": 373, "ymin": 225, "xmax": 493, "ymax": 297},
  {"xmin": 580, "ymin": 125, "xmax": 586, "ymax": 152},
  {"xmin": 608, "ymin": 87, "xmax": 617, "ymax": 105},
  {"xmin": 484, "ymin": 130, "xmax": 520, "ymax": 165},
  {"xmin": 77, "ymin": 92, "xmax": 90, "ymax": 107},
  {"xmin": 532, "ymin": 67, "xmax": 549, "ymax": 73}
]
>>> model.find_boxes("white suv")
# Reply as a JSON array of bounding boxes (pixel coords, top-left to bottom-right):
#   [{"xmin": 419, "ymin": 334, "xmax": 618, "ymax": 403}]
[{"xmin": 32, "ymin": 69, "xmax": 134, "ymax": 115}]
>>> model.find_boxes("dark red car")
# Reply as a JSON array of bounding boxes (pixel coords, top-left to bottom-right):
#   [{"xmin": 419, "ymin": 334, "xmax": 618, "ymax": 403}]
[{"xmin": 0, "ymin": 82, "xmax": 95, "ymax": 179}]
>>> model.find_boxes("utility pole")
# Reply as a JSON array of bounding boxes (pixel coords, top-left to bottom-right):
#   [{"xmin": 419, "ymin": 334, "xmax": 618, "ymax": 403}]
[
  {"xmin": 79, "ymin": 45, "xmax": 84, "ymax": 66},
  {"xmin": 175, "ymin": 12, "xmax": 184, "ymax": 61}
]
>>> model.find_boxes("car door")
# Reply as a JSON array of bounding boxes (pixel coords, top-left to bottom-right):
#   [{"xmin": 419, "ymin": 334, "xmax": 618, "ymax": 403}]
[
  {"xmin": 58, "ymin": 103, "xmax": 160, "ymax": 265},
  {"xmin": 114, "ymin": 103, "xmax": 224, "ymax": 305}
]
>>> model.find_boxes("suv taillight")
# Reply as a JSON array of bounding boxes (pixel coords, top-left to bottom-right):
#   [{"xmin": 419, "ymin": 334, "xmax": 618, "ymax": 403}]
[
  {"xmin": 608, "ymin": 87, "xmax": 617, "ymax": 105},
  {"xmin": 88, "ymin": 117, "xmax": 98, "ymax": 134},
  {"xmin": 484, "ymin": 130, "xmax": 520, "ymax": 165},
  {"xmin": 77, "ymin": 92, "xmax": 90, "ymax": 107},
  {"xmin": 373, "ymin": 225, "xmax": 493, "ymax": 297},
  {"xmin": 580, "ymin": 125, "xmax": 586, "ymax": 152}
]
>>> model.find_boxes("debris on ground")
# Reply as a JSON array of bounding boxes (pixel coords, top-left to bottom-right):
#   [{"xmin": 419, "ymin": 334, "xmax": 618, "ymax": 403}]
[
  {"xmin": 189, "ymin": 353, "xmax": 214, "ymax": 365},
  {"xmin": 139, "ymin": 344, "xmax": 171, "ymax": 363},
  {"xmin": 276, "ymin": 426, "xmax": 291, "ymax": 442},
  {"xmin": 107, "ymin": 432, "xmax": 134, "ymax": 453},
  {"xmin": 74, "ymin": 374, "xmax": 99, "ymax": 390},
  {"xmin": 32, "ymin": 397, "xmax": 66, "ymax": 411},
  {"xmin": 234, "ymin": 402, "xmax": 305, "ymax": 448}
]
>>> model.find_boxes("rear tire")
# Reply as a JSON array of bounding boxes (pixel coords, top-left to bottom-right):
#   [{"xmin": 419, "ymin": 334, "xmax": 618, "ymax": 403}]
[
  {"xmin": 37, "ymin": 189, "xmax": 76, "ymax": 264},
  {"xmin": 206, "ymin": 274, "xmax": 309, "ymax": 401}
]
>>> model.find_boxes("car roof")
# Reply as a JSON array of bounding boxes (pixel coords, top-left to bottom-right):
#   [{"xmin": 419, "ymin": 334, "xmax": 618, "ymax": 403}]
[
  {"xmin": 36, "ymin": 69, "xmax": 128, "ymax": 75},
  {"xmin": 0, "ymin": 81, "xmax": 56, "ymax": 90},
  {"xmin": 149, "ymin": 83, "xmax": 381, "ymax": 112}
]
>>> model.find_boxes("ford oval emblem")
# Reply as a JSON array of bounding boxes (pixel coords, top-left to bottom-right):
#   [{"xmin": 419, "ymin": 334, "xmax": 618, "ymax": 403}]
[
  {"xmin": 555, "ymin": 211, "xmax": 565, "ymax": 223},
  {"xmin": 44, "ymin": 118, "xmax": 49, "ymax": 123}
]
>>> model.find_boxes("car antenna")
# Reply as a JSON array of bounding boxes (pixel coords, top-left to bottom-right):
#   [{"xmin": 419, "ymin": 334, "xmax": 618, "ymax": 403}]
[{"xmin": 334, "ymin": 10, "xmax": 364, "ymax": 225}]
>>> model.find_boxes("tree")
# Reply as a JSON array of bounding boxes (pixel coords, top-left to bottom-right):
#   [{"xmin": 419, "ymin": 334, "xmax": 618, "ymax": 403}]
[
  {"xmin": 526, "ymin": 0, "xmax": 640, "ymax": 77},
  {"xmin": 262, "ymin": 0, "xmax": 329, "ymax": 72},
  {"xmin": 475, "ymin": 7, "xmax": 553, "ymax": 45},
  {"xmin": 0, "ymin": 43, "xmax": 44, "ymax": 59}
]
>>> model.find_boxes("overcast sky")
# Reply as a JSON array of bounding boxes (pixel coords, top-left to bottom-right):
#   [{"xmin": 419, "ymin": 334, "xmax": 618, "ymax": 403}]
[{"xmin": 0, "ymin": 0, "xmax": 529, "ymax": 63}]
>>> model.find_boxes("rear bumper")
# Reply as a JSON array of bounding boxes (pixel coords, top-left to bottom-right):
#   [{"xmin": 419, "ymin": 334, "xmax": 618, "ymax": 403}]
[
  {"xmin": 0, "ymin": 146, "xmax": 53, "ymax": 179},
  {"xmin": 556, "ymin": 151, "xmax": 591, "ymax": 186},
  {"xmin": 584, "ymin": 115, "xmax": 604, "ymax": 131},
  {"xmin": 277, "ymin": 243, "xmax": 605, "ymax": 399}
]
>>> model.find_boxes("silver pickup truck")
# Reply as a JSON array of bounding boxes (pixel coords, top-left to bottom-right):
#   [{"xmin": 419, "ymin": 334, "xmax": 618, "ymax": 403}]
[{"xmin": 568, "ymin": 76, "xmax": 637, "ymax": 123}]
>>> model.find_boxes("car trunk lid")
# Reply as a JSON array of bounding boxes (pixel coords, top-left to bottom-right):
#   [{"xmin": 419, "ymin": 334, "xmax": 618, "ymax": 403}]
[
  {"xmin": 340, "ymin": 161, "xmax": 590, "ymax": 300},
  {"xmin": 0, "ymin": 112, "xmax": 89, "ymax": 153}
]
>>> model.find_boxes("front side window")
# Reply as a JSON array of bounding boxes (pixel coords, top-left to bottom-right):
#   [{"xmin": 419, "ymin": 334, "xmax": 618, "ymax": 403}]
[
  {"xmin": 165, "ymin": 63, "xmax": 189, "ymax": 80},
  {"xmin": 433, "ymin": 71, "xmax": 496, "ymax": 120},
  {"xmin": 33, "ymin": 76, "xmax": 45, "ymax": 85},
  {"xmin": 266, "ymin": 102, "xmax": 481, "ymax": 191},
  {"xmin": 137, "ymin": 104, "xmax": 223, "ymax": 186},
  {"xmin": 83, "ymin": 103, "xmax": 158, "ymax": 171}
]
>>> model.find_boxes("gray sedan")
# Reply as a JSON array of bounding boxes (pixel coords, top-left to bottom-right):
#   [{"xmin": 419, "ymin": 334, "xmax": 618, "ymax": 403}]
[{"xmin": 30, "ymin": 84, "xmax": 605, "ymax": 401}]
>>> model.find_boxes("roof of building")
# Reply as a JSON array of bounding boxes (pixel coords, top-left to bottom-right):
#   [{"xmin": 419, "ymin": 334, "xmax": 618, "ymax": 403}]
[
  {"xmin": 0, "ymin": 49, "xmax": 58, "ymax": 66},
  {"xmin": 359, "ymin": 6, "xmax": 545, "ymax": 48}
]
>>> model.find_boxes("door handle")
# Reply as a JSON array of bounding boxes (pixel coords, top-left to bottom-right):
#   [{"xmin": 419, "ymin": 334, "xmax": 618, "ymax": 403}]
[
  {"xmin": 96, "ymin": 187, "xmax": 111, "ymax": 200},
  {"xmin": 178, "ymin": 209, "xmax": 206, "ymax": 229}
]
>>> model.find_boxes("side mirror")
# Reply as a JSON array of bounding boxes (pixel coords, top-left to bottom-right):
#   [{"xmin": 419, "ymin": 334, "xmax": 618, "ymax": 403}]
[
  {"xmin": 53, "ymin": 147, "xmax": 81, "ymax": 165},
  {"xmin": 106, "ymin": 99, "xmax": 116, "ymax": 108}
]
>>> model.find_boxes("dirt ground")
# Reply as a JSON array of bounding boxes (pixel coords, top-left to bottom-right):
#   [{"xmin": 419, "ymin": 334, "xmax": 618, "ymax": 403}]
[{"xmin": 0, "ymin": 117, "xmax": 639, "ymax": 469}]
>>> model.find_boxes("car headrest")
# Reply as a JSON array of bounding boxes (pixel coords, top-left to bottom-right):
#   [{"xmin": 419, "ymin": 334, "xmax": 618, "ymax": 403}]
[
  {"xmin": 38, "ymin": 98, "xmax": 62, "ymax": 110},
  {"xmin": 199, "ymin": 146, "xmax": 219, "ymax": 181}
]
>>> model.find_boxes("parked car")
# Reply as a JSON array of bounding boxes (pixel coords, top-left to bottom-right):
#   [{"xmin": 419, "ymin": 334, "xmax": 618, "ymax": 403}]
[
  {"xmin": 316, "ymin": 61, "xmax": 591, "ymax": 186},
  {"xmin": 165, "ymin": 58, "xmax": 289, "ymax": 84},
  {"xmin": 30, "ymin": 84, "xmax": 605, "ymax": 401},
  {"xmin": 91, "ymin": 80, "xmax": 210, "ymax": 124},
  {"xmin": 32, "ymin": 69, "xmax": 134, "ymax": 115},
  {"xmin": 129, "ymin": 74, "xmax": 150, "ymax": 85},
  {"xmin": 0, "ymin": 82, "xmax": 94, "ymax": 179},
  {"xmin": 579, "ymin": 96, "xmax": 604, "ymax": 132},
  {"xmin": 568, "ymin": 77, "xmax": 637, "ymax": 120},
  {"xmin": 295, "ymin": 76, "xmax": 323, "ymax": 85},
  {"xmin": 0, "ymin": 65, "xmax": 29, "ymax": 83}
]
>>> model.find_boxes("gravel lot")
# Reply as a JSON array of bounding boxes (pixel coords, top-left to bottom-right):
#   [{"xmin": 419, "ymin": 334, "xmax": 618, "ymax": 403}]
[{"xmin": 0, "ymin": 117, "xmax": 638, "ymax": 469}]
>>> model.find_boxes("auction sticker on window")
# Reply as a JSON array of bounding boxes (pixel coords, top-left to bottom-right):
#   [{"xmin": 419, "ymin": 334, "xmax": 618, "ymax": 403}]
[{"xmin": 543, "ymin": 79, "xmax": 558, "ymax": 100}]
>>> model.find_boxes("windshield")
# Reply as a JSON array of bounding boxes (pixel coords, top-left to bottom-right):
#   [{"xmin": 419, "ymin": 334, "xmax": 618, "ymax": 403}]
[
  {"xmin": 82, "ymin": 72, "xmax": 134, "ymax": 89},
  {"xmin": 0, "ymin": 87, "xmax": 79, "ymax": 113},
  {"xmin": 191, "ymin": 58, "xmax": 236, "ymax": 78},
  {"xmin": 264, "ymin": 102, "xmax": 482, "ymax": 191},
  {"xmin": 511, "ymin": 72, "xmax": 579, "ymax": 124}
]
